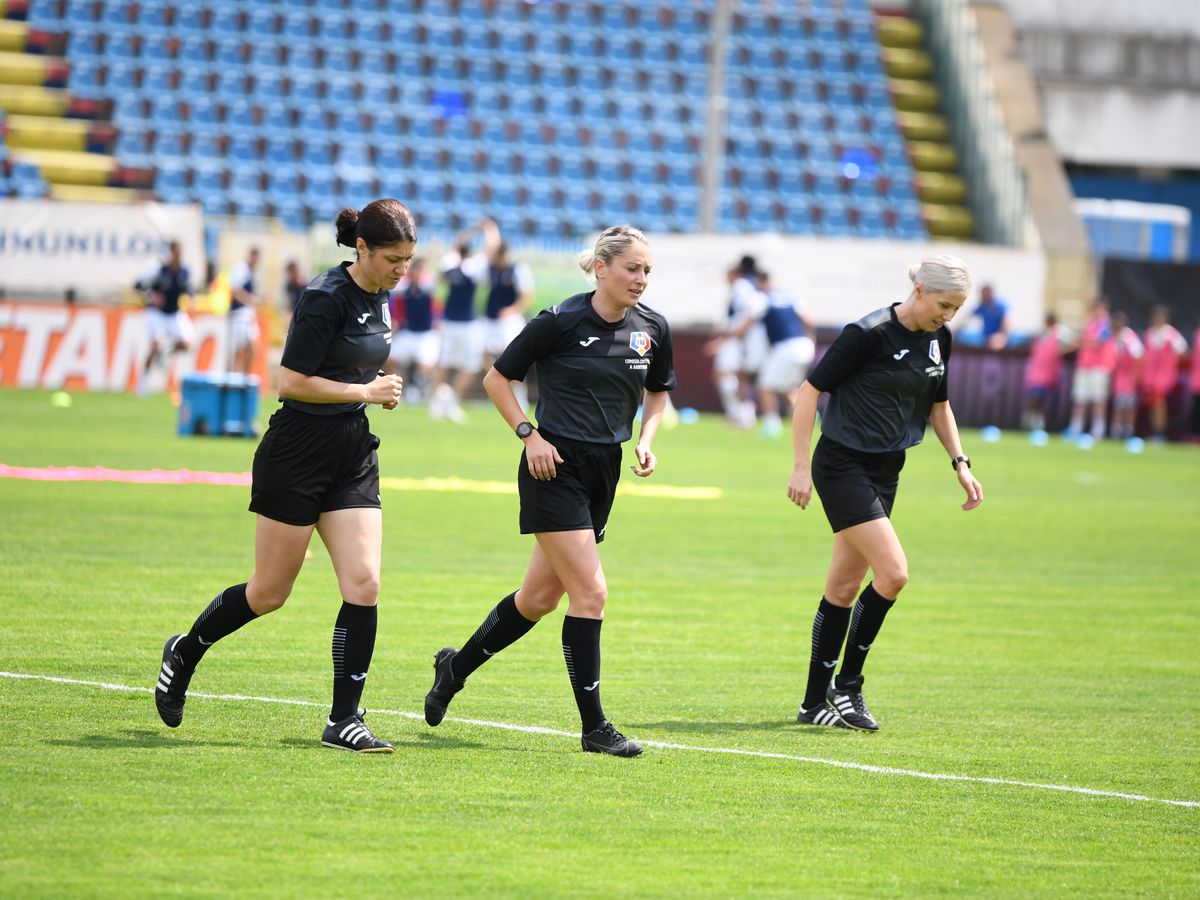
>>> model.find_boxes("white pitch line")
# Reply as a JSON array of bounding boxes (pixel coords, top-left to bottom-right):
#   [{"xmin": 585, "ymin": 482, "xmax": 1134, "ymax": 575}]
[{"xmin": 4, "ymin": 671, "xmax": 1196, "ymax": 809}]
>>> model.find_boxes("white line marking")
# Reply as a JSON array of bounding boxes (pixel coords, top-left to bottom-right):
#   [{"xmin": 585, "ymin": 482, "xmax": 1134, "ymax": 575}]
[{"xmin": 3, "ymin": 671, "xmax": 1196, "ymax": 809}]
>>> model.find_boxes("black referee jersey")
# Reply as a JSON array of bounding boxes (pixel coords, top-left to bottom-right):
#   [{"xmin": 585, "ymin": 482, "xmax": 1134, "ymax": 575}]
[
  {"xmin": 808, "ymin": 303, "xmax": 951, "ymax": 453},
  {"xmin": 494, "ymin": 291, "xmax": 676, "ymax": 444},
  {"xmin": 280, "ymin": 261, "xmax": 393, "ymax": 416}
]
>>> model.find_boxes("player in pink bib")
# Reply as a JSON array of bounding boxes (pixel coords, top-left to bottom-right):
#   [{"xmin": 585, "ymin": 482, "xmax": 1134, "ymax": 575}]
[
  {"xmin": 1067, "ymin": 299, "xmax": 1116, "ymax": 439},
  {"xmin": 1140, "ymin": 306, "xmax": 1188, "ymax": 440},
  {"xmin": 1109, "ymin": 311, "xmax": 1144, "ymax": 440},
  {"xmin": 1023, "ymin": 313, "xmax": 1069, "ymax": 431}
]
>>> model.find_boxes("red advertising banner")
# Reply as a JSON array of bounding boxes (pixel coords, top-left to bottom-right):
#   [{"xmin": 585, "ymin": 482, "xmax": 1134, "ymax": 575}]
[{"xmin": 0, "ymin": 302, "xmax": 269, "ymax": 393}]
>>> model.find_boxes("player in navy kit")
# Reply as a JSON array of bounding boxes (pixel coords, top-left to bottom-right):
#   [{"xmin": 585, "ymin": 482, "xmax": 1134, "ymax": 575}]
[
  {"xmin": 154, "ymin": 199, "xmax": 416, "ymax": 753},
  {"xmin": 482, "ymin": 241, "xmax": 536, "ymax": 411},
  {"xmin": 755, "ymin": 272, "xmax": 815, "ymax": 438},
  {"xmin": 787, "ymin": 255, "xmax": 984, "ymax": 731},
  {"xmin": 430, "ymin": 218, "xmax": 501, "ymax": 422},
  {"xmin": 387, "ymin": 255, "xmax": 439, "ymax": 404},
  {"xmin": 138, "ymin": 240, "xmax": 193, "ymax": 396},
  {"xmin": 227, "ymin": 246, "xmax": 263, "ymax": 376},
  {"xmin": 424, "ymin": 225, "xmax": 675, "ymax": 757}
]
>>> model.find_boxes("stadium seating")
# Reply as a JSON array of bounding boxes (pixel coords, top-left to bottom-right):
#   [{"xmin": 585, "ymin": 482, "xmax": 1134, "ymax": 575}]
[{"xmin": 2, "ymin": 0, "xmax": 930, "ymax": 242}]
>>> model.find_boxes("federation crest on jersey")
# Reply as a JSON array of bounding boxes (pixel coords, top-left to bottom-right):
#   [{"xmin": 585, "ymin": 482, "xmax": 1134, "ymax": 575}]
[
  {"xmin": 629, "ymin": 331, "xmax": 651, "ymax": 357},
  {"xmin": 928, "ymin": 339, "xmax": 942, "ymax": 366},
  {"xmin": 381, "ymin": 301, "xmax": 391, "ymax": 328}
]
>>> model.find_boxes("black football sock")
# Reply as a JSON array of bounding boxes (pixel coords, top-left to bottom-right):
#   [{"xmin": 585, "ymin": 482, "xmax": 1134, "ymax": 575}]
[
  {"xmin": 802, "ymin": 597, "xmax": 852, "ymax": 711},
  {"xmin": 837, "ymin": 583, "xmax": 895, "ymax": 687},
  {"xmin": 451, "ymin": 592, "xmax": 537, "ymax": 681},
  {"xmin": 330, "ymin": 602, "xmax": 378, "ymax": 722},
  {"xmin": 175, "ymin": 583, "xmax": 257, "ymax": 669},
  {"xmin": 562, "ymin": 615, "xmax": 605, "ymax": 734}
]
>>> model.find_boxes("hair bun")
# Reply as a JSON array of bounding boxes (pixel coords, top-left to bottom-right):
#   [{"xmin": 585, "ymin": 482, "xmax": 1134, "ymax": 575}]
[{"xmin": 335, "ymin": 208, "xmax": 360, "ymax": 248}]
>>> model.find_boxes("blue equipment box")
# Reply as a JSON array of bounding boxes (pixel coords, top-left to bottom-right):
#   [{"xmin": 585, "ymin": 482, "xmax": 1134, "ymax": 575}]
[{"xmin": 178, "ymin": 373, "xmax": 261, "ymax": 437}]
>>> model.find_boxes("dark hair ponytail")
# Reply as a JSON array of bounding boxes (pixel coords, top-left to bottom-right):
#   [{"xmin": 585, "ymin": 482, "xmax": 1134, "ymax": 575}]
[{"xmin": 334, "ymin": 199, "xmax": 417, "ymax": 255}]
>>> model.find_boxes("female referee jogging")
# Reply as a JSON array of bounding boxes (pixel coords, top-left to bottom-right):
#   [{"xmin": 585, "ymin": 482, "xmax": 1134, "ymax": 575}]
[
  {"xmin": 154, "ymin": 199, "xmax": 416, "ymax": 753},
  {"xmin": 787, "ymin": 254, "xmax": 984, "ymax": 730},
  {"xmin": 423, "ymin": 225, "xmax": 675, "ymax": 757}
]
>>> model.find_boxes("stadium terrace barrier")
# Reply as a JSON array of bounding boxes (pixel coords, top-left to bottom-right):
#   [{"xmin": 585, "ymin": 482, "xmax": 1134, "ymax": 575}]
[
  {"xmin": 668, "ymin": 330, "xmax": 1190, "ymax": 436},
  {"xmin": 0, "ymin": 302, "xmax": 269, "ymax": 393}
]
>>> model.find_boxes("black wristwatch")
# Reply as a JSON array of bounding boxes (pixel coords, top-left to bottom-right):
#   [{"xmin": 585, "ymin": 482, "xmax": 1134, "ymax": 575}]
[
  {"xmin": 951, "ymin": 455, "xmax": 971, "ymax": 471},
  {"xmin": 515, "ymin": 422, "xmax": 535, "ymax": 439}
]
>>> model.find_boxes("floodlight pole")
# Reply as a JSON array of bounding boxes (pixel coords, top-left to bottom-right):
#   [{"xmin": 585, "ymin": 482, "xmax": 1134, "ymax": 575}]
[{"xmin": 701, "ymin": 0, "xmax": 733, "ymax": 234}]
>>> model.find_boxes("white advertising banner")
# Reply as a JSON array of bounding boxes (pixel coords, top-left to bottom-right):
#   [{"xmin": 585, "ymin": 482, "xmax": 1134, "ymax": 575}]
[
  {"xmin": 639, "ymin": 234, "xmax": 1048, "ymax": 335},
  {"xmin": 0, "ymin": 200, "xmax": 206, "ymax": 302}
]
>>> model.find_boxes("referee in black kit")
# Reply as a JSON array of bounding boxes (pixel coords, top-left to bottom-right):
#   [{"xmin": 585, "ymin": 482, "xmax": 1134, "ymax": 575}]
[
  {"xmin": 424, "ymin": 225, "xmax": 675, "ymax": 757},
  {"xmin": 154, "ymin": 199, "xmax": 415, "ymax": 753},
  {"xmin": 787, "ymin": 254, "xmax": 984, "ymax": 731}
]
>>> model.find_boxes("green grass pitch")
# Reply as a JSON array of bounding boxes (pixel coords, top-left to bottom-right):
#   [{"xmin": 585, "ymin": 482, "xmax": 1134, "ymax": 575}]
[{"xmin": 1, "ymin": 388, "xmax": 1197, "ymax": 897}]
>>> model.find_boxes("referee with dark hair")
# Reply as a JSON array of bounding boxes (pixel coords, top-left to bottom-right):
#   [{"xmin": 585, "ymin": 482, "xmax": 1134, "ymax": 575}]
[
  {"xmin": 154, "ymin": 198, "xmax": 417, "ymax": 753},
  {"xmin": 424, "ymin": 225, "xmax": 675, "ymax": 757},
  {"xmin": 787, "ymin": 254, "xmax": 984, "ymax": 731}
]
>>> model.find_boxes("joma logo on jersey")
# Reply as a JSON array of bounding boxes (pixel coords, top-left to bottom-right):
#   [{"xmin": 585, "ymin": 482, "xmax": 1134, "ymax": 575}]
[
  {"xmin": 629, "ymin": 332, "xmax": 651, "ymax": 357},
  {"xmin": 928, "ymin": 339, "xmax": 942, "ymax": 365}
]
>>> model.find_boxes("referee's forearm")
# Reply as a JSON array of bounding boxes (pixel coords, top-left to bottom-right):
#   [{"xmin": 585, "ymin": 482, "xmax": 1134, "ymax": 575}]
[
  {"xmin": 790, "ymin": 382, "xmax": 820, "ymax": 468},
  {"xmin": 278, "ymin": 367, "xmax": 368, "ymax": 405}
]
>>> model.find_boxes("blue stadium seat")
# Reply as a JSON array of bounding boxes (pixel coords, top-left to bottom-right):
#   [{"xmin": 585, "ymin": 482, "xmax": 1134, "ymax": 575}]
[
  {"xmin": 301, "ymin": 138, "xmax": 336, "ymax": 169},
  {"xmin": 211, "ymin": 5, "xmax": 243, "ymax": 36},
  {"xmin": 178, "ymin": 36, "xmax": 210, "ymax": 65},
  {"xmin": 248, "ymin": 41, "xmax": 286, "ymax": 71},
  {"xmin": 213, "ymin": 39, "xmax": 245, "ymax": 68},
  {"xmin": 228, "ymin": 133, "xmax": 260, "ymax": 165},
  {"xmin": 264, "ymin": 136, "xmax": 298, "ymax": 171},
  {"xmin": 154, "ymin": 127, "xmax": 191, "ymax": 160},
  {"xmin": 191, "ymin": 159, "xmax": 228, "ymax": 196},
  {"xmin": 290, "ymin": 72, "xmax": 323, "ymax": 105},
  {"xmin": 102, "ymin": 1, "xmax": 135, "ymax": 28},
  {"xmin": 154, "ymin": 158, "xmax": 189, "ymax": 195},
  {"xmin": 326, "ymin": 75, "xmax": 359, "ymax": 107},
  {"xmin": 282, "ymin": 10, "xmax": 314, "ymax": 40},
  {"xmin": 247, "ymin": 8, "xmax": 280, "ymax": 35},
  {"xmin": 187, "ymin": 132, "xmax": 223, "ymax": 163}
]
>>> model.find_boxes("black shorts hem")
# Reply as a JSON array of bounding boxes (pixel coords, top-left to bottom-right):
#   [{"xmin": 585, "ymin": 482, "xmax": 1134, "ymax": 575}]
[
  {"xmin": 829, "ymin": 509, "xmax": 889, "ymax": 534},
  {"xmin": 248, "ymin": 506, "xmax": 319, "ymax": 527},
  {"xmin": 519, "ymin": 524, "xmax": 606, "ymax": 543},
  {"xmin": 318, "ymin": 501, "xmax": 382, "ymax": 515}
]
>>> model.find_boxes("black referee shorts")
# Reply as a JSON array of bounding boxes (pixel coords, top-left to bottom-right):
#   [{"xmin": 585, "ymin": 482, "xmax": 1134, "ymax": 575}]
[
  {"xmin": 517, "ymin": 432, "xmax": 622, "ymax": 543},
  {"xmin": 249, "ymin": 406, "xmax": 381, "ymax": 527},
  {"xmin": 811, "ymin": 435, "xmax": 906, "ymax": 533}
]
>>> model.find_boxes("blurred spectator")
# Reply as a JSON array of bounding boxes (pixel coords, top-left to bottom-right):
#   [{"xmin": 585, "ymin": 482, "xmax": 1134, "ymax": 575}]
[
  {"xmin": 283, "ymin": 259, "xmax": 308, "ymax": 315},
  {"xmin": 1139, "ymin": 305, "xmax": 1188, "ymax": 442},
  {"xmin": 1067, "ymin": 298, "xmax": 1115, "ymax": 440},
  {"xmin": 966, "ymin": 283, "xmax": 1010, "ymax": 350},
  {"xmin": 755, "ymin": 271, "xmax": 815, "ymax": 438},
  {"xmin": 387, "ymin": 256, "xmax": 439, "ymax": 405},
  {"xmin": 1109, "ymin": 311, "xmax": 1144, "ymax": 439},
  {"xmin": 1022, "ymin": 312, "xmax": 1069, "ymax": 431},
  {"xmin": 137, "ymin": 240, "xmax": 193, "ymax": 397},
  {"xmin": 228, "ymin": 247, "xmax": 263, "ymax": 375}
]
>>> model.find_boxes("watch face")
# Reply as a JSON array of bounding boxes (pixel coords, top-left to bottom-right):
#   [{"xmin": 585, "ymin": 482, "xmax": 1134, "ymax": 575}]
[{"xmin": 516, "ymin": 422, "xmax": 534, "ymax": 438}]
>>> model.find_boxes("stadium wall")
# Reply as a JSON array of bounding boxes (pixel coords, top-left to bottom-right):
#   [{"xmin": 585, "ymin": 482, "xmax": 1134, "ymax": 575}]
[{"xmin": 997, "ymin": 0, "xmax": 1200, "ymax": 169}]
